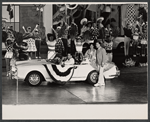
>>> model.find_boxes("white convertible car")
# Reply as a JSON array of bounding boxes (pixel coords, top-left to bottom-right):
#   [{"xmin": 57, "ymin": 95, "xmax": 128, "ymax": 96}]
[{"xmin": 15, "ymin": 58, "xmax": 120, "ymax": 86}]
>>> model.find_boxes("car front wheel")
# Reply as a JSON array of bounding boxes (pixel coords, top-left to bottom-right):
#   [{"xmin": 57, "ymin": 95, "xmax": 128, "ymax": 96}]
[
  {"xmin": 87, "ymin": 70, "xmax": 98, "ymax": 85},
  {"xmin": 117, "ymin": 42, "xmax": 124, "ymax": 51},
  {"xmin": 26, "ymin": 72, "xmax": 43, "ymax": 86}
]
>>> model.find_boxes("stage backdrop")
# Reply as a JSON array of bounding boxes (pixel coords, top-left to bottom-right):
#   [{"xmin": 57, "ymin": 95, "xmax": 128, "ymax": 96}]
[{"xmin": 121, "ymin": 4, "xmax": 142, "ymax": 35}]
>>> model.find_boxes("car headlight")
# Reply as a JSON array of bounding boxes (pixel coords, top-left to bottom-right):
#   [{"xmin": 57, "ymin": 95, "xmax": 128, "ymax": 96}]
[{"xmin": 116, "ymin": 66, "xmax": 119, "ymax": 71}]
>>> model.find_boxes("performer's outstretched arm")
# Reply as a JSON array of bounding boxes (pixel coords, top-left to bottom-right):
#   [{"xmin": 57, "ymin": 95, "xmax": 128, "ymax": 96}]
[
  {"xmin": 51, "ymin": 26, "xmax": 57, "ymax": 34},
  {"xmin": 32, "ymin": 24, "xmax": 39, "ymax": 33},
  {"xmin": 51, "ymin": 26, "xmax": 58, "ymax": 39},
  {"xmin": 22, "ymin": 26, "xmax": 27, "ymax": 33}
]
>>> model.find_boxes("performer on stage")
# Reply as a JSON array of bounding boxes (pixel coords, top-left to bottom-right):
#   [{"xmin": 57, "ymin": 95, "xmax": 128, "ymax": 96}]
[
  {"xmin": 4, "ymin": 37, "xmax": 19, "ymax": 76},
  {"xmin": 105, "ymin": 24, "xmax": 112, "ymax": 38},
  {"xmin": 34, "ymin": 29, "xmax": 42, "ymax": 59},
  {"xmin": 103, "ymin": 36, "xmax": 113, "ymax": 62},
  {"xmin": 122, "ymin": 18, "xmax": 133, "ymax": 61},
  {"xmin": 67, "ymin": 22, "xmax": 78, "ymax": 57},
  {"xmin": 57, "ymin": 21, "xmax": 69, "ymax": 57},
  {"xmin": 46, "ymin": 33, "xmax": 56, "ymax": 59},
  {"xmin": 22, "ymin": 25, "xmax": 38, "ymax": 59},
  {"xmin": 132, "ymin": 27, "xmax": 140, "ymax": 57},
  {"xmin": 91, "ymin": 22, "xmax": 99, "ymax": 40},
  {"xmin": 80, "ymin": 18, "xmax": 88, "ymax": 38},
  {"xmin": 137, "ymin": 6, "xmax": 148, "ymax": 66},
  {"xmin": 97, "ymin": 17, "xmax": 105, "ymax": 43}
]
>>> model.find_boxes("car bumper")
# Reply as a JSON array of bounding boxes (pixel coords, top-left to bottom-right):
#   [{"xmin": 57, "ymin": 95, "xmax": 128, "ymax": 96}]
[{"xmin": 109, "ymin": 70, "xmax": 120, "ymax": 77}]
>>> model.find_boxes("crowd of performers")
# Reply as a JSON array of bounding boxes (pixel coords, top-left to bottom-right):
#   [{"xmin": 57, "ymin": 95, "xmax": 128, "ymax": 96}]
[
  {"xmin": 44, "ymin": 17, "xmax": 109, "ymax": 86},
  {"xmin": 46, "ymin": 15, "xmax": 147, "ymax": 67},
  {"xmin": 122, "ymin": 17, "xmax": 147, "ymax": 67},
  {"xmin": 2, "ymin": 24, "xmax": 41, "ymax": 78},
  {"xmin": 46, "ymin": 17, "xmax": 113, "ymax": 65},
  {"xmin": 2, "ymin": 7, "xmax": 147, "ymax": 86},
  {"xmin": 45, "ymin": 15, "xmax": 147, "ymax": 86}
]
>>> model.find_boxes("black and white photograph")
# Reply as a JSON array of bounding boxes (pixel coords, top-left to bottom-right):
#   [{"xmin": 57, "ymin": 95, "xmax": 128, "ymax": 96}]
[{"xmin": 2, "ymin": 2, "xmax": 148, "ymax": 119}]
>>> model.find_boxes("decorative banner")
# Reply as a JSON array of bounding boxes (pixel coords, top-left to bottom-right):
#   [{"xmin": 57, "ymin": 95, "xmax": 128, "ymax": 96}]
[
  {"xmin": 43, "ymin": 64, "xmax": 76, "ymax": 83},
  {"xmin": 65, "ymin": 4, "xmax": 78, "ymax": 10},
  {"xmin": 86, "ymin": 4, "xmax": 97, "ymax": 12},
  {"xmin": 53, "ymin": 5, "xmax": 66, "ymax": 25}
]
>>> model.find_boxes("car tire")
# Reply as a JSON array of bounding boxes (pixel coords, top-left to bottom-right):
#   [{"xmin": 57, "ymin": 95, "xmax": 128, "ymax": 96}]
[
  {"xmin": 25, "ymin": 72, "xmax": 43, "ymax": 86},
  {"xmin": 87, "ymin": 70, "xmax": 98, "ymax": 85},
  {"xmin": 117, "ymin": 42, "xmax": 124, "ymax": 52}
]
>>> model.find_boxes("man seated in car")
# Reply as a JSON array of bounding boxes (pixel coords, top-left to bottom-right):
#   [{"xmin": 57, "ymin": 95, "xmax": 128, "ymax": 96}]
[{"xmin": 62, "ymin": 53, "xmax": 75, "ymax": 65}]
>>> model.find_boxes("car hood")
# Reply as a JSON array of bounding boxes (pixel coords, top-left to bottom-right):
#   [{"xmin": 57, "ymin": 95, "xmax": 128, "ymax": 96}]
[
  {"xmin": 113, "ymin": 37, "xmax": 124, "ymax": 44},
  {"xmin": 113, "ymin": 37, "xmax": 125, "ymax": 49},
  {"xmin": 16, "ymin": 59, "xmax": 47, "ymax": 66}
]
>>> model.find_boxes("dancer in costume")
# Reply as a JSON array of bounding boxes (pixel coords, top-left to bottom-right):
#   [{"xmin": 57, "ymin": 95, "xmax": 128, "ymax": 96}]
[
  {"xmin": 22, "ymin": 25, "xmax": 38, "ymax": 59},
  {"xmin": 132, "ymin": 27, "xmax": 140, "ymax": 57},
  {"xmin": 4, "ymin": 36, "xmax": 20, "ymax": 76},
  {"xmin": 103, "ymin": 36, "xmax": 113, "ymax": 62},
  {"xmin": 67, "ymin": 22, "xmax": 78, "ymax": 57},
  {"xmin": 97, "ymin": 17, "xmax": 105, "ymax": 43},
  {"xmin": 80, "ymin": 18, "xmax": 88, "ymax": 38},
  {"xmin": 34, "ymin": 29, "xmax": 42, "ymax": 59},
  {"xmin": 46, "ymin": 33, "xmax": 56, "ymax": 59},
  {"xmin": 122, "ymin": 18, "xmax": 133, "ymax": 62},
  {"xmin": 137, "ymin": 6, "xmax": 148, "ymax": 66}
]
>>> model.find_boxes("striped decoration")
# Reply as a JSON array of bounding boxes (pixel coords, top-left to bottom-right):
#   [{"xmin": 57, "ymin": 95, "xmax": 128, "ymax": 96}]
[{"xmin": 43, "ymin": 64, "xmax": 76, "ymax": 83}]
